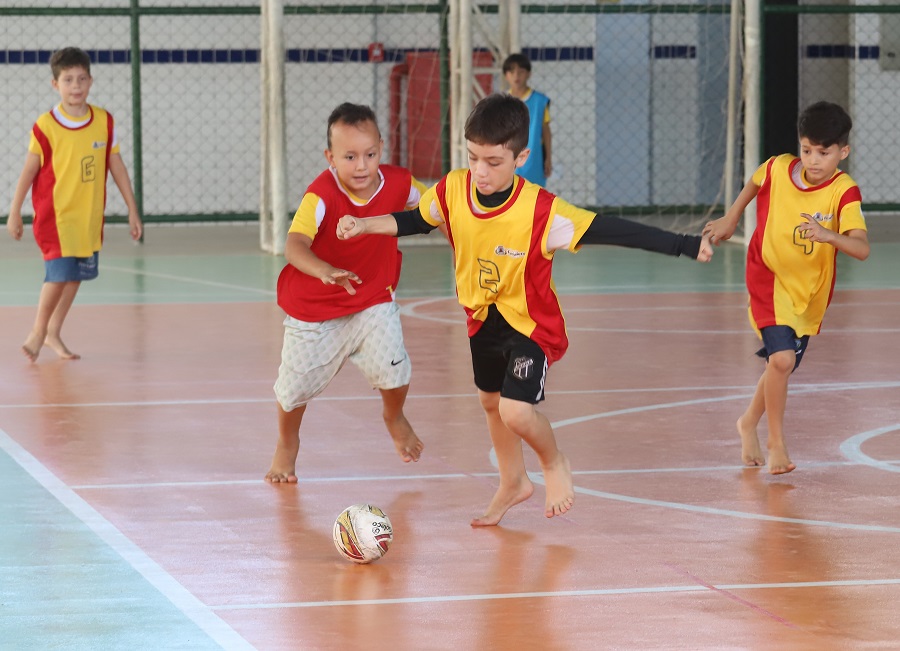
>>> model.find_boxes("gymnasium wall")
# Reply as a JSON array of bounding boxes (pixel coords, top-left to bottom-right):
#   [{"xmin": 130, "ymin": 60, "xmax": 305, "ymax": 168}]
[{"xmin": 1, "ymin": 0, "xmax": 898, "ymax": 225}]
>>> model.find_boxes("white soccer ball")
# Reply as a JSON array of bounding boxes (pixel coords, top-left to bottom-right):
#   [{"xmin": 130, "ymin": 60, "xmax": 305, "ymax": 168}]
[{"xmin": 332, "ymin": 504, "xmax": 393, "ymax": 564}]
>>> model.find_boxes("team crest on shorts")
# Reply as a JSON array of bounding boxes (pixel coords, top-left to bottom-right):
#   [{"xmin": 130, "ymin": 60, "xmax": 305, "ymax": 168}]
[{"xmin": 512, "ymin": 356, "xmax": 534, "ymax": 380}]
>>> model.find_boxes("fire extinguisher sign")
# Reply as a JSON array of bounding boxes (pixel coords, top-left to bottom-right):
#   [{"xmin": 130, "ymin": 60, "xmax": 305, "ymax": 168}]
[{"xmin": 368, "ymin": 42, "xmax": 385, "ymax": 63}]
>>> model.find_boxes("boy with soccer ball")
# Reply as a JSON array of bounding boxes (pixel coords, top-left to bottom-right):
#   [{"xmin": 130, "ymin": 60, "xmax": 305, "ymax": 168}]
[{"xmin": 266, "ymin": 103, "xmax": 425, "ymax": 483}]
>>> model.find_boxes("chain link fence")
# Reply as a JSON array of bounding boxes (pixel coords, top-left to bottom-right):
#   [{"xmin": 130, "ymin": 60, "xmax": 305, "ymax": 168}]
[{"xmin": 1, "ymin": 0, "xmax": 899, "ymax": 236}]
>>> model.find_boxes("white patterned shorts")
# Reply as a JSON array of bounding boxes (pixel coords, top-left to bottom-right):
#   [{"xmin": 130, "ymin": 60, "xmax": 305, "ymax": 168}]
[{"xmin": 274, "ymin": 301, "xmax": 411, "ymax": 411}]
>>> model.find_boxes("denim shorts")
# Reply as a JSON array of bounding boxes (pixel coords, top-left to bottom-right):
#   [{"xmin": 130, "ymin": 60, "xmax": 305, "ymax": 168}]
[{"xmin": 44, "ymin": 252, "xmax": 99, "ymax": 282}]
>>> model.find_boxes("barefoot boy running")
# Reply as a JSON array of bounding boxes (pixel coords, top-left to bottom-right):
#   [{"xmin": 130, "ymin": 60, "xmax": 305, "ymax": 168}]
[
  {"xmin": 338, "ymin": 94, "xmax": 712, "ymax": 525},
  {"xmin": 704, "ymin": 101, "xmax": 869, "ymax": 475},
  {"xmin": 7, "ymin": 47, "xmax": 142, "ymax": 361},
  {"xmin": 266, "ymin": 103, "xmax": 425, "ymax": 484}
]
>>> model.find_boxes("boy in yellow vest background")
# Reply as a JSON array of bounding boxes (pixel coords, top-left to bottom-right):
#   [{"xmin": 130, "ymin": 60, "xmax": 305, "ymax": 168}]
[{"xmin": 7, "ymin": 46, "xmax": 142, "ymax": 362}]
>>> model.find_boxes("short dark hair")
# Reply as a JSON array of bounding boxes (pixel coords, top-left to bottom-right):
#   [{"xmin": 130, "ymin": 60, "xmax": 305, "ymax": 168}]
[
  {"xmin": 464, "ymin": 94, "xmax": 530, "ymax": 156},
  {"xmin": 502, "ymin": 53, "xmax": 532, "ymax": 74},
  {"xmin": 326, "ymin": 102, "xmax": 380, "ymax": 148},
  {"xmin": 50, "ymin": 47, "xmax": 91, "ymax": 79},
  {"xmin": 797, "ymin": 101, "xmax": 852, "ymax": 147}
]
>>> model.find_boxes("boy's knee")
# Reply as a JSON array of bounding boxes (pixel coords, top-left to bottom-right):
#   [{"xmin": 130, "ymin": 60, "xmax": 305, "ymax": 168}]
[
  {"xmin": 478, "ymin": 390, "xmax": 500, "ymax": 413},
  {"xmin": 498, "ymin": 398, "xmax": 535, "ymax": 433},
  {"xmin": 767, "ymin": 350, "xmax": 796, "ymax": 375}
]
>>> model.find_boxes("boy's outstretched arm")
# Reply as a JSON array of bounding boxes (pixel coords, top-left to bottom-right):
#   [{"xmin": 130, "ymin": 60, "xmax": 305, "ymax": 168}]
[
  {"xmin": 337, "ymin": 213, "xmax": 397, "ymax": 240},
  {"xmin": 108, "ymin": 152, "xmax": 143, "ymax": 241},
  {"xmin": 285, "ymin": 231, "xmax": 361, "ymax": 294},
  {"xmin": 7, "ymin": 153, "xmax": 41, "ymax": 240},
  {"xmin": 578, "ymin": 214, "xmax": 713, "ymax": 262},
  {"xmin": 337, "ymin": 208, "xmax": 438, "ymax": 240},
  {"xmin": 703, "ymin": 179, "xmax": 760, "ymax": 244}
]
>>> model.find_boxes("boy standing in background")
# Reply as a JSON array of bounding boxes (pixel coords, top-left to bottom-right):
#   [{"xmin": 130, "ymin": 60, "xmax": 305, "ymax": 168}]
[
  {"xmin": 502, "ymin": 53, "xmax": 552, "ymax": 186},
  {"xmin": 7, "ymin": 46, "xmax": 143, "ymax": 362}
]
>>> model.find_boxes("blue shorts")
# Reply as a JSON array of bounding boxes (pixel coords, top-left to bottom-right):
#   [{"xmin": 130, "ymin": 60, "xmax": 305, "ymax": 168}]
[
  {"xmin": 755, "ymin": 325, "xmax": 810, "ymax": 372},
  {"xmin": 44, "ymin": 253, "xmax": 99, "ymax": 283}
]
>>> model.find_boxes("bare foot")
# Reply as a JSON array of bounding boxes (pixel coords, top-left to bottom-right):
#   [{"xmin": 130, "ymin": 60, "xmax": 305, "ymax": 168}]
[
  {"xmin": 767, "ymin": 444, "xmax": 796, "ymax": 475},
  {"xmin": 541, "ymin": 452, "xmax": 574, "ymax": 518},
  {"xmin": 470, "ymin": 476, "xmax": 534, "ymax": 527},
  {"xmin": 386, "ymin": 415, "xmax": 424, "ymax": 462},
  {"xmin": 737, "ymin": 415, "xmax": 764, "ymax": 467},
  {"xmin": 265, "ymin": 439, "xmax": 300, "ymax": 483},
  {"xmin": 44, "ymin": 334, "xmax": 80, "ymax": 360},
  {"xmin": 22, "ymin": 331, "xmax": 44, "ymax": 362}
]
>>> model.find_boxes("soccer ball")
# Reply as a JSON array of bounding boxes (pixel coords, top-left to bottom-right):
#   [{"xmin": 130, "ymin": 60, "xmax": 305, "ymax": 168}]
[{"xmin": 333, "ymin": 504, "xmax": 393, "ymax": 564}]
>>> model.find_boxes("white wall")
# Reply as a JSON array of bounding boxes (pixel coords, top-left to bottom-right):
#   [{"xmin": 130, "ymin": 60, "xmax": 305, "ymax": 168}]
[{"xmin": 2, "ymin": 1, "xmax": 897, "ymax": 221}]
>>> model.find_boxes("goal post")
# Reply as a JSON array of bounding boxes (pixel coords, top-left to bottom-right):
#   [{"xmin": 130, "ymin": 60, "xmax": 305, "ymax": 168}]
[
  {"xmin": 260, "ymin": 0, "xmax": 289, "ymax": 255},
  {"xmin": 743, "ymin": 0, "xmax": 762, "ymax": 244}
]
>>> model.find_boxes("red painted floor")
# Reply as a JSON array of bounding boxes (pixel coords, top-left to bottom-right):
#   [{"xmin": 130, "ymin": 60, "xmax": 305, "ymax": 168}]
[{"xmin": 2, "ymin": 286, "xmax": 899, "ymax": 649}]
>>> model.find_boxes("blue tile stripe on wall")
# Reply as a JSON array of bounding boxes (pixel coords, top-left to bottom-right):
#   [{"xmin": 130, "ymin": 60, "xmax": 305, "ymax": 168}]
[
  {"xmin": 652, "ymin": 45, "xmax": 697, "ymax": 59},
  {"xmin": 0, "ymin": 47, "xmax": 591, "ymax": 64},
  {"xmin": 0, "ymin": 46, "xmax": 882, "ymax": 64}
]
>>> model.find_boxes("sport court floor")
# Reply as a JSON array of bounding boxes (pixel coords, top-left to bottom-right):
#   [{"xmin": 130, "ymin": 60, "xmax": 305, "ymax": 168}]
[{"xmin": 1, "ymin": 220, "xmax": 899, "ymax": 650}]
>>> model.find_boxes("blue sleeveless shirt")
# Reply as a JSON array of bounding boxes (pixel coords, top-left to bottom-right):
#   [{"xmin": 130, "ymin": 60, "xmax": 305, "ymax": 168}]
[{"xmin": 516, "ymin": 89, "xmax": 551, "ymax": 186}]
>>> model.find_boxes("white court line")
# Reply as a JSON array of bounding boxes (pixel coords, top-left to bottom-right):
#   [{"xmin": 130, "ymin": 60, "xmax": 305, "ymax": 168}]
[
  {"xmin": 562, "ymin": 299, "xmax": 900, "ymax": 312},
  {"xmin": 563, "ymin": 304, "xmax": 747, "ymax": 312},
  {"xmin": 558, "ymin": 482, "xmax": 900, "ymax": 533},
  {"xmin": 567, "ymin": 326, "xmax": 900, "ymax": 334},
  {"xmin": 840, "ymin": 424, "xmax": 900, "ymax": 473},
  {"xmin": 0, "ymin": 386, "xmax": 753, "ymax": 411},
  {"xmin": 571, "ymin": 459, "xmax": 900, "ymax": 475},
  {"xmin": 210, "ymin": 578, "xmax": 900, "ymax": 610},
  {"xmin": 0, "ymin": 397, "xmax": 275, "ymax": 409},
  {"xmin": 550, "ymin": 381, "xmax": 900, "ymax": 429},
  {"xmin": 0, "ymin": 429, "xmax": 255, "ymax": 651},
  {"xmin": 567, "ymin": 327, "xmax": 750, "ymax": 334},
  {"xmin": 553, "ymin": 283, "xmax": 744, "ymax": 293},
  {"xmin": 399, "ymin": 297, "xmax": 900, "ymax": 332},
  {"xmin": 6, "ymin": 381, "xmax": 895, "ymax": 411},
  {"xmin": 531, "ymin": 384, "xmax": 900, "ymax": 534},
  {"xmin": 70, "ymin": 459, "xmax": 900, "ymax": 491},
  {"xmin": 103, "ymin": 264, "xmax": 276, "ymax": 296},
  {"xmin": 72, "ymin": 472, "xmax": 484, "ymax": 491},
  {"xmin": 0, "ymin": 381, "xmax": 900, "ymax": 410}
]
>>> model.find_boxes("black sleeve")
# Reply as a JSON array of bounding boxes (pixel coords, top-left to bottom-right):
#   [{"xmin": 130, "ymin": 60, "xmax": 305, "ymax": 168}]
[
  {"xmin": 393, "ymin": 208, "xmax": 439, "ymax": 237},
  {"xmin": 577, "ymin": 214, "xmax": 702, "ymax": 259}
]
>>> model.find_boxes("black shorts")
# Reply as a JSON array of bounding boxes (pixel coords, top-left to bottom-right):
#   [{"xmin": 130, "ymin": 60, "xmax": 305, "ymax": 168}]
[
  {"xmin": 469, "ymin": 305, "xmax": 548, "ymax": 404},
  {"xmin": 755, "ymin": 325, "xmax": 810, "ymax": 372}
]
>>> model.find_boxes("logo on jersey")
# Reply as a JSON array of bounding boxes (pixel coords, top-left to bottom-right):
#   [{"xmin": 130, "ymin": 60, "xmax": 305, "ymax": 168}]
[
  {"xmin": 92, "ymin": 141, "xmax": 107, "ymax": 149},
  {"xmin": 494, "ymin": 245, "xmax": 525, "ymax": 258},
  {"xmin": 512, "ymin": 356, "xmax": 534, "ymax": 380},
  {"xmin": 800, "ymin": 211, "xmax": 833, "ymax": 224}
]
